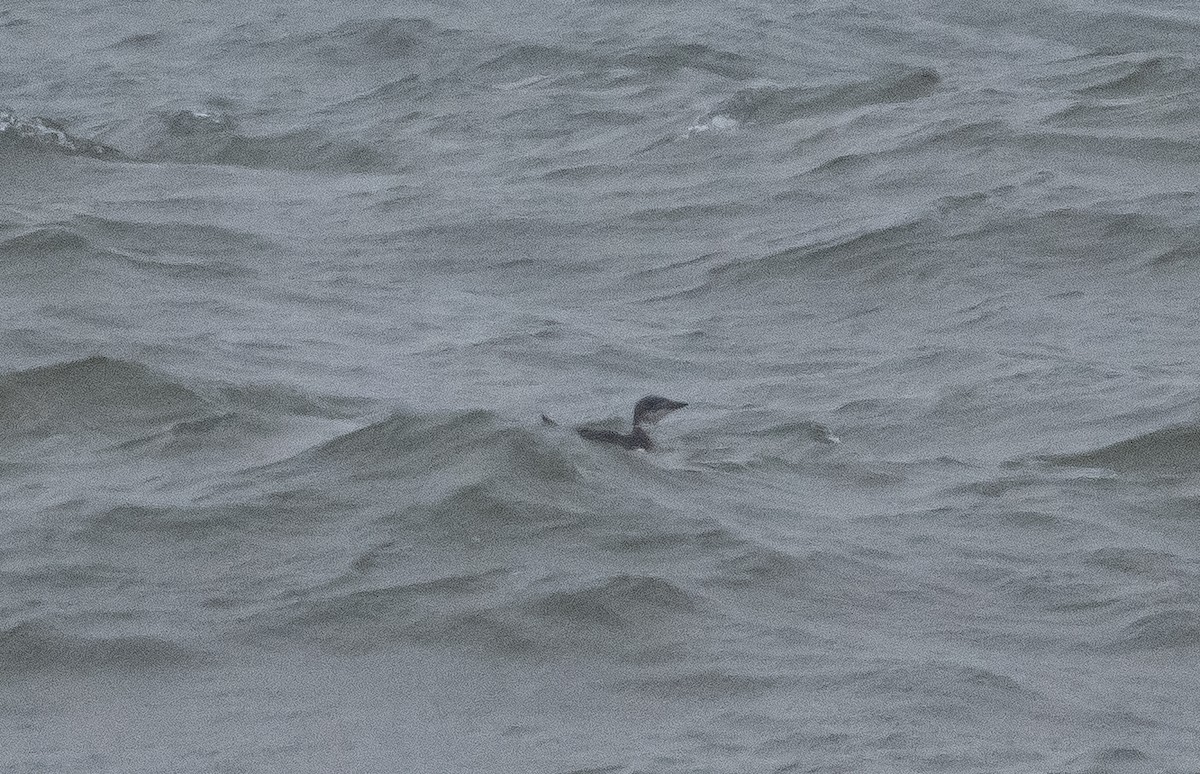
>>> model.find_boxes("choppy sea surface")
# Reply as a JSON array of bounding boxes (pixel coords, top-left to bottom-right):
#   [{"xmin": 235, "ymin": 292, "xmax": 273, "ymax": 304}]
[{"xmin": 5, "ymin": 1, "xmax": 1200, "ymax": 772}]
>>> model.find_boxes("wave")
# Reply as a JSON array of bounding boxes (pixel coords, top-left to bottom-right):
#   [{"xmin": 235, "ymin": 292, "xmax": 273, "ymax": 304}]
[
  {"xmin": 1, "ymin": 102, "xmax": 388, "ymax": 173},
  {"xmin": 1109, "ymin": 609, "xmax": 1200, "ymax": 651},
  {"xmin": 0, "ymin": 218, "xmax": 265, "ymax": 285},
  {"xmin": 474, "ymin": 37, "xmax": 755, "ymax": 88},
  {"xmin": 0, "ymin": 215, "xmax": 273, "ymax": 282},
  {"xmin": 992, "ymin": 574, "xmax": 1123, "ymax": 617},
  {"xmin": 0, "ymin": 108, "xmax": 120, "ymax": 159},
  {"xmin": 283, "ymin": 572, "xmax": 711, "ymax": 661},
  {"xmin": 58, "ymin": 484, "xmax": 364, "ymax": 549},
  {"xmin": 0, "ymin": 357, "xmax": 209, "ymax": 440},
  {"xmin": 303, "ymin": 17, "xmax": 440, "ymax": 62},
  {"xmin": 1075, "ymin": 55, "xmax": 1200, "ymax": 99},
  {"xmin": 422, "ymin": 480, "xmax": 589, "ymax": 539},
  {"xmin": 944, "ymin": 201, "xmax": 1192, "ymax": 271},
  {"xmin": 938, "ymin": 1, "xmax": 1200, "ymax": 52},
  {"xmin": 616, "ymin": 668, "xmax": 780, "ymax": 700},
  {"xmin": 1055, "ymin": 10, "xmax": 1200, "ymax": 53},
  {"xmin": 1040, "ymin": 51, "xmax": 1198, "ymax": 96},
  {"xmin": 1, "ymin": 560, "xmax": 129, "ymax": 593},
  {"xmin": 107, "ymin": 412, "xmax": 277, "ymax": 460},
  {"xmin": 834, "ymin": 661, "xmax": 1042, "ymax": 705},
  {"xmin": 283, "ymin": 18, "xmax": 621, "ymax": 97},
  {"xmin": 708, "ymin": 542, "xmax": 921, "ymax": 617},
  {"xmin": 204, "ymin": 128, "xmax": 387, "ymax": 173},
  {"xmin": 287, "ymin": 569, "xmax": 503, "ymax": 627},
  {"xmin": 1082, "ymin": 547, "xmax": 1179, "ymax": 578},
  {"xmin": 799, "ymin": 120, "xmax": 1011, "ymax": 178},
  {"xmin": 332, "ymin": 76, "xmax": 424, "ymax": 113},
  {"xmin": 1018, "ymin": 130, "xmax": 1200, "ymax": 166},
  {"xmin": 74, "ymin": 377, "xmax": 371, "ymax": 476},
  {"xmin": 211, "ymin": 382, "xmax": 373, "ymax": 420},
  {"xmin": 0, "ymin": 226, "xmax": 119, "ymax": 276},
  {"xmin": 705, "ymin": 219, "xmax": 925, "ymax": 290},
  {"xmin": 396, "ymin": 216, "xmax": 581, "ymax": 250},
  {"xmin": 691, "ymin": 68, "xmax": 940, "ymax": 131},
  {"xmin": 70, "ymin": 215, "xmax": 275, "ymax": 260},
  {"xmin": 110, "ymin": 30, "xmax": 167, "ymax": 50},
  {"xmin": 541, "ymin": 163, "xmax": 624, "ymax": 183},
  {"xmin": 269, "ymin": 408, "xmax": 577, "ymax": 482},
  {"xmin": 260, "ymin": 17, "xmax": 758, "ymax": 92},
  {"xmin": 619, "ymin": 40, "xmax": 758, "ymax": 81},
  {"xmin": 525, "ymin": 574, "xmax": 706, "ymax": 626},
  {"xmin": 86, "ymin": 502, "xmax": 258, "ymax": 538},
  {"xmin": 0, "ymin": 620, "xmax": 204, "ymax": 672},
  {"xmin": 137, "ymin": 109, "xmax": 388, "ymax": 172},
  {"xmin": 211, "ymin": 15, "xmax": 446, "ymax": 68},
  {"xmin": 748, "ymin": 419, "xmax": 841, "ymax": 445},
  {"xmin": 1053, "ymin": 746, "xmax": 1153, "ymax": 774},
  {"xmin": 1045, "ymin": 422, "xmax": 1200, "ymax": 474},
  {"xmin": 235, "ymin": 407, "xmax": 606, "ymax": 540},
  {"xmin": 478, "ymin": 43, "xmax": 609, "ymax": 81},
  {"xmin": 0, "ymin": 30, "xmax": 765, "ymax": 173},
  {"xmin": 680, "ymin": 194, "xmax": 1192, "ymax": 305}
]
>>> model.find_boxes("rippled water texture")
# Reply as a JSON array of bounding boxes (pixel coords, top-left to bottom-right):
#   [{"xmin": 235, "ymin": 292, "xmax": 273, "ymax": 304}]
[{"xmin": 4, "ymin": 1, "xmax": 1200, "ymax": 772}]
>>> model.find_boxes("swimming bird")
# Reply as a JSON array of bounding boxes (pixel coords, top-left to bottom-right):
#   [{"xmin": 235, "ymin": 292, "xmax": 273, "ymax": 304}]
[{"xmin": 542, "ymin": 395, "xmax": 688, "ymax": 451}]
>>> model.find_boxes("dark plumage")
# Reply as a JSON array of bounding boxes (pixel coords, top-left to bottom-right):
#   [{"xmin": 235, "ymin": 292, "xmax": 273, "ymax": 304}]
[
  {"xmin": 630, "ymin": 395, "xmax": 689, "ymax": 427},
  {"xmin": 544, "ymin": 395, "xmax": 688, "ymax": 451},
  {"xmin": 577, "ymin": 425, "xmax": 655, "ymax": 451}
]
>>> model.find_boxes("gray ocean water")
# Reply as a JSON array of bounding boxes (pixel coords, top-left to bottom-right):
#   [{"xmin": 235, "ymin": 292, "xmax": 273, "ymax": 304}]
[{"xmin": 4, "ymin": 1, "xmax": 1200, "ymax": 772}]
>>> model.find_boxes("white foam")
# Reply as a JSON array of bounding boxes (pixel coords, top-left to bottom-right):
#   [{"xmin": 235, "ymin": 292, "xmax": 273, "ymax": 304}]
[{"xmin": 685, "ymin": 113, "xmax": 739, "ymax": 137}]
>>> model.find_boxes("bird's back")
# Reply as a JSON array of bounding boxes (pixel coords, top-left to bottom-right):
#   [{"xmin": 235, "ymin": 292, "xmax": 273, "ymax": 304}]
[{"xmin": 577, "ymin": 426, "xmax": 652, "ymax": 450}]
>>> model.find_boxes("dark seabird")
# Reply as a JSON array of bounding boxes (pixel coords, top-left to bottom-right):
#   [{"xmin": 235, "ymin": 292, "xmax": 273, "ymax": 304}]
[{"xmin": 542, "ymin": 395, "xmax": 688, "ymax": 451}]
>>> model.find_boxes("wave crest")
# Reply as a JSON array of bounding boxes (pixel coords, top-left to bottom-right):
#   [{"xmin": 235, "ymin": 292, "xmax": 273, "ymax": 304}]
[
  {"xmin": 138, "ymin": 110, "xmax": 387, "ymax": 172},
  {"xmin": 695, "ymin": 68, "xmax": 940, "ymax": 131},
  {"xmin": 1046, "ymin": 423, "xmax": 1200, "ymax": 474},
  {"xmin": 0, "ymin": 109, "xmax": 120, "ymax": 158},
  {"xmin": 0, "ymin": 357, "xmax": 208, "ymax": 439},
  {"xmin": 1111, "ymin": 610, "xmax": 1200, "ymax": 651},
  {"xmin": 0, "ymin": 621, "xmax": 203, "ymax": 672}
]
